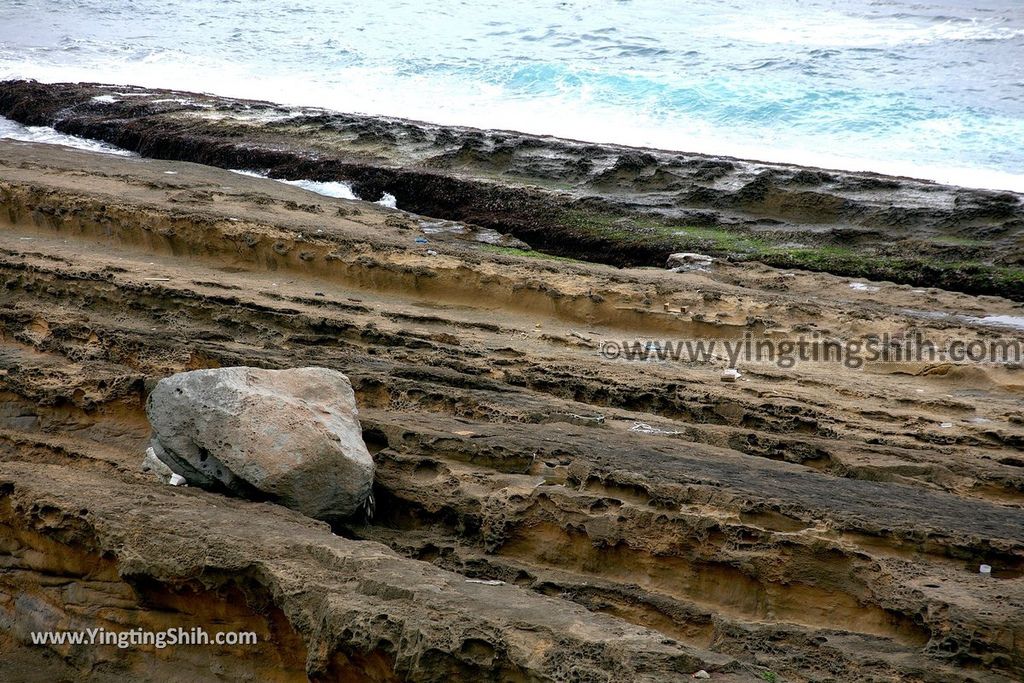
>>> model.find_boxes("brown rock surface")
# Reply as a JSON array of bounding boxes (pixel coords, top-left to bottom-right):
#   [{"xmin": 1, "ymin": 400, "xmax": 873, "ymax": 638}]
[{"xmin": 0, "ymin": 140, "xmax": 1021, "ymax": 681}]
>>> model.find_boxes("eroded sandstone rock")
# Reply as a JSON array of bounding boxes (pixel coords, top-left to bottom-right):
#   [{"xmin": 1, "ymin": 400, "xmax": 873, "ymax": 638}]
[{"xmin": 146, "ymin": 366, "xmax": 374, "ymax": 520}]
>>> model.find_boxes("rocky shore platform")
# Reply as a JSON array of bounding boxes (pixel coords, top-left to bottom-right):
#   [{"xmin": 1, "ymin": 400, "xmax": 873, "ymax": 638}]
[
  {"xmin": 0, "ymin": 84, "xmax": 1023, "ymax": 682},
  {"xmin": 1, "ymin": 79, "xmax": 1023, "ymax": 299}
]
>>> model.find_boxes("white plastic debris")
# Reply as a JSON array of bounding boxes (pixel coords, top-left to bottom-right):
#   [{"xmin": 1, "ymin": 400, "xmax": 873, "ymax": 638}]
[
  {"xmin": 141, "ymin": 446, "xmax": 173, "ymax": 480},
  {"xmin": 939, "ymin": 422, "xmax": 953, "ymax": 429},
  {"xmin": 721, "ymin": 368, "xmax": 741, "ymax": 383},
  {"xmin": 630, "ymin": 422, "xmax": 682, "ymax": 436},
  {"xmin": 563, "ymin": 413, "xmax": 605, "ymax": 424},
  {"xmin": 980, "ymin": 564, "xmax": 992, "ymax": 575},
  {"xmin": 666, "ymin": 252, "xmax": 714, "ymax": 272},
  {"xmin": 426, "ymin": 249, "xmax": 438, "ymax": 256},
  {"xmin": 168, "ymin": 473, "xmax": 187, "ymax": 486},
  {"xmin": 465, "ymin": 578, "xmax": 506, "ymax": 586},
  {"xmin": 692, "ymin": 671, "xmax": 711, "ymax": 680},
  {"xmin": 849, "ymin": 282, "xmax": 880, "ymax": 293}
]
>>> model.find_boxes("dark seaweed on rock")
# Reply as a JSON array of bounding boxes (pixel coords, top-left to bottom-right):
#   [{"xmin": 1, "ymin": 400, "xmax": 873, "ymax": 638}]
[{"xmin": 2, "ymin": 79, "xmax": 1023, "ymax": 299}]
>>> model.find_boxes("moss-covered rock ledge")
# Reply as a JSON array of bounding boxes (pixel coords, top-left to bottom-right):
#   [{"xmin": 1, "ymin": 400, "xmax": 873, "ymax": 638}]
[{"xmin": 2, "ymin": 79, "xmax": 1022, "ymax": 298}]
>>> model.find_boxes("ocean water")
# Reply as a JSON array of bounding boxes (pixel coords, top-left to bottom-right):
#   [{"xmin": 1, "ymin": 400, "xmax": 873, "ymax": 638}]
[
  {"xmin": 1, "ymin": 0, "xmax": 1022, "ymax": 191},
  {"xmin": 0, "ymin": 113, "xmax": 136, "ymax": 156}
]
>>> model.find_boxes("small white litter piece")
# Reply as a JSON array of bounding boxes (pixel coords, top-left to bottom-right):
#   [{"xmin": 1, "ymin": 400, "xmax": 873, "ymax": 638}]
[
  {"xmin": 692, "ymin": 671, "xmax": 711, "ymax": 680},
  {"xmin": 630, "ymin": 422, "xmax": 682, "ymax": 436},
  {"xmin": 141, "ymin": 446, "xmax": 172, "ymax": 479},
  {"xmin": 721, "ymin": 368, "xmax": 741, "ymax": 383},
  {"xmin": 566, "ymin": 413, "xmax": 605, "ymax": 425},
  {"xmin": 939, "ymin": 422, "xmax": 953, "ymax": 429},
  {"xmin": 980, "ymin": 564, "xmax": 992, "ymax": 575},
  {"xmin": 849, "ymin": 282, "xmax": 880, "ymax": 293},
  {"xmin": 163, "ymin": 171, "xmax": 178, "ymax": 175},
  {"xmin": 168, "ymin": 473, "xmax": 187, "ymax": 486},
  {"xmin": 144, "ymin": 277, "xmax": 171, "ymax": 282},
  {"xmin": 666, "ymin": 252, "xmax": 714, "ymax": 272},
  {"xmin": 426, "ymin": 249, "xmax": 438, "ymax": 256},
  {"xmin": 465, "ymin": 578, "xmax": 505, "ymax": 586}
]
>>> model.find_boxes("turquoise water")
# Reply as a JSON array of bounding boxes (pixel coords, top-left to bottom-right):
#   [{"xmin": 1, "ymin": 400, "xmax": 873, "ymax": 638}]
[{"xmin": 1, "ymin": 0, "xmax": 1022, "ymax": 190}]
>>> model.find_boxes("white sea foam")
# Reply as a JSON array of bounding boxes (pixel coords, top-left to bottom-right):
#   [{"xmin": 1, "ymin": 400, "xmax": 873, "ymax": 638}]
[
  {"xmin": 376, "ymin": 193, "xmax": 398, "ymax": 209},
  {"xmin": 281, "ymin": 179, "xmax": 357, "ymax": 200},
  {"xmin": 720, "ymin": 13, "xmax": 1024, "ymax": 48},
  {"xmin": 967, "ymin": 315, "xmax": 1024, "ymax": 331},
  {"xmin": 1, "ymin": 0, "xmax": 1022, "ymax": 193},
  {"xmin": 0, "ymin": 115, "xmax": 135, "ymax": 156},
  {"xmin": 229, "ymin": 169, "xmax": 357, "ymax": 200}
]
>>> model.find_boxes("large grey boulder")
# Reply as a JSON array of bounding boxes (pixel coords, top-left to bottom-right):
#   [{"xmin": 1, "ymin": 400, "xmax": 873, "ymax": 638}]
[{"xmin": 145, "ymin": 366, "xmax": 374, "ymax": 520}]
